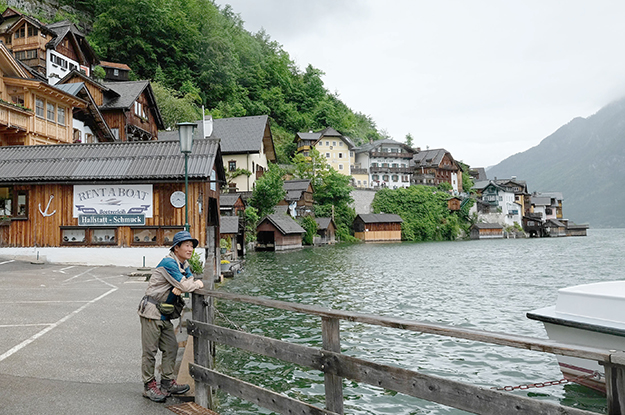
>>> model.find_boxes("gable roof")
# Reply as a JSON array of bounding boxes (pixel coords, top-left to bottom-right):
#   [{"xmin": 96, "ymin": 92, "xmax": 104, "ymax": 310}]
[
  {"xmin": 355, "ymin": 138, "xmax": 414, "ymax": 154},
  {"xmin": 58, "ymin": 69, "xmax": 113, "ymax": 94},
  {"xmin": 314, "ymin": 217, "xmax": 335, "ymax": 230},
  {"xmin": 356, "ymin": 213, "xmax": 403, "ymax": 224},
  {"xmin": 294, "ymin": 126, "xmax": 355, "ymax": 149},
  {"xmin": 101, "ymin": 80, "xmax": 164, "ymax": 130},
  {"xmin": 220, "ymin": 193, "xmax": 243, "ymax": 208},
  {"xmin": 220, "ymin": 216, "xmax": 240, "ymax": 234},
  {"xmin": 99, "ymin": 61, "xmax": 131, "ymax": 71},
  {"xmin": 159, "ymin": 115, "xmax": 276, "ymax": 161},
  {"xmin": 283, "ymin": 179, "xmax": 312, "ymax": 201},
  {"xmin": 0, "ymin": 42, "xmax": 29, "ymax": 78},
  {"xmin": 0, "ymin": 139, "xmax": 225, "ymax": 184},
  {"xmin": 44, "ymin": 20, "xmax": 98, "ymax": 65},
  {"xmin": 412, "ymin": 148, "xmax": 456, "ymax": 167},
  {"xmin": 259, "ymin": 213, "xmax": 306, "ymax": 235}
]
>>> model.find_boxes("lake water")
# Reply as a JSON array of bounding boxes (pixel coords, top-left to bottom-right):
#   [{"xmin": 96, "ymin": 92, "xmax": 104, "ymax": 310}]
[{"xmin": 212, "ymin": 229, "xmax": 624, "ymax": 414}]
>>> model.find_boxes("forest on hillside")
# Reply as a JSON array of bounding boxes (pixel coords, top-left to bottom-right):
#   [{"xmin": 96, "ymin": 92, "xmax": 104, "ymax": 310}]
[{"xmin": 52, "ymin": 0, "xmax": 388, "ymax": 163}]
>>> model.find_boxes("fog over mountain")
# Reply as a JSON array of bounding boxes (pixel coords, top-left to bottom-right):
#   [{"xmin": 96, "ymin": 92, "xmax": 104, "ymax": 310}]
[{"xmin": 487, "ymin": 97, "xmax": 625, "ymax": 228}]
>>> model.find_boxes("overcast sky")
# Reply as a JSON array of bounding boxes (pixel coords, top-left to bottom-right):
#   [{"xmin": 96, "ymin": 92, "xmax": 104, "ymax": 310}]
[{"xmin": 215, "ymin": 1, "xmax": 625, "ymax": 167}]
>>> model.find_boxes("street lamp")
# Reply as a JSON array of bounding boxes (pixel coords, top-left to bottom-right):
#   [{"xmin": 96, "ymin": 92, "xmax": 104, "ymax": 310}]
[{"xmin": 178, "ymin": 122, "xmax": 196, "ymax": 232}]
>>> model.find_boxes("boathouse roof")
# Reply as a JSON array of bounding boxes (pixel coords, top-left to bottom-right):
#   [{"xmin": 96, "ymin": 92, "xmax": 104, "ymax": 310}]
[
  {"xmin": 471, "ymin": 223, "xmax": 503, "ymax": 229},
  {"xmin": 220, "ymin": 193, "xmax": 243, "ymax": 208},
  {"xmin": 283, "ymin": 179, "xmax": 312, "ymax": 201},
  {"xmin": 220, "ymin": 216, "xmax": 240, "ymax": 235},
  {"xmin": 314, "ymin": 217, "xmax": 335, "ymax": 230},
  {"xmin": 259, "ymin": 213, "xmax": 306, "ymax": 235},
  {"xmin": 356, "ymin": 213, "xmax": 403, "ymax": 224},
  {"xmin": 0, "ymin": 139, "xmax": 225, "ymax": 184}
]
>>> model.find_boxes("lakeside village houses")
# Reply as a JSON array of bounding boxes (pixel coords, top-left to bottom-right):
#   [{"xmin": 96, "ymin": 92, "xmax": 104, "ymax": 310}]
[{"xmin": 0, "ymin": 8, "xmax": 585, "ymax": 264}]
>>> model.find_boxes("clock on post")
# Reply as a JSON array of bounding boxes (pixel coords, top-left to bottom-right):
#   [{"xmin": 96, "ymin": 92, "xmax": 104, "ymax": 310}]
[{"xmin": 170, "ymin": 191, "xmax": 186, "ymax": 208}]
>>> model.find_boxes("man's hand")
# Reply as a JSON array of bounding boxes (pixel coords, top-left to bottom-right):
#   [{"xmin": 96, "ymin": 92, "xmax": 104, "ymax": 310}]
[
  {"xmin": 172, "ymin": 287, "xmax": 182, "ymax": 296},
  {"xmin": 196, "ymin": 280, "xmax": 204, "ymax": 288}
]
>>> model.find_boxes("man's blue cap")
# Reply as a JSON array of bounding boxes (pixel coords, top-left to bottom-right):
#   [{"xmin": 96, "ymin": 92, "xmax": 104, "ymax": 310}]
[{"xmin": 171, "ymin": 230, "xmax": 199, "ymax": 250}]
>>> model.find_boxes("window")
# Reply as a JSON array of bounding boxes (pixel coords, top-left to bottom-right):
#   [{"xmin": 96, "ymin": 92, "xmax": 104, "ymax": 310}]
[
  {"xmin": 132, "ymin": 228, "xmax": 157, "ymax": 244},
  {"xmin": 326, "ymin": 153, "xmax": 330, "ymax": 158},
  {"xmin": 325, "ymin": 141, "xmax": 329, "ymax": 146},
  {"xmin": 47, "ymin": 103, "xmax": 55, "ymax": 121},
  {"xmin": 14, "ymin": 26, "xmax": 25, "ymax": 39},
  {"xmin": 392, "ymin": 175, "xmax": 399, "ymax": 182},
  {"xmin": 163, "ymin": 228, "xmax": 184, "ymax": 245},
  {"xmin": 27, "ymin": 26, "xmax": 38, "ymax": 37},
  {"xmin": 350, "ymin": 151, "xmax": 354, "ymax": 158},
  {"xmin": 339, "ymin": 164, "xmax": 343, "ymax": 170},
  {"xmin": 333, "ymin": 141, "xmax": 337, "ymax": 146},
  {"xmin": 372, "ymin": 175, "xmax": 379, "ymax": 181},
  {"xmin": 364, "ymin": 181, "xmax": 367, "ymax": 186},
  {"xmin": 228, "ymin": 160, "xmax": 237, "ymax": 171},
  {"xmin": 57, "ymin": 107, "xmax": 65, "ymax": 126},
  {"xmin": 92, "ymin": 228, "xmax": 116, "ymax": 244},
  {"xmin": 339, "ymin": 142, "xmax": 343, "ymax": 146},
  {"xmin": 113, "ymin": 68, "xmax": 119, "ymax": 76},
  {"xmin": 50, "ymin": 54, "xmax": 67, "ymax": 68},
  {"xmin": 383, "ymin": 175, "xmax": 389, "ymax": 181},
  {"xmin": 14, "ymin": 49, "xmax": 36, "ymax": 60},
  {"xmin": 111, "ymin": 128, "xmax": 119, "ymax": 140},
  {"xmin": 0, "ymin": 188, "xmax": 28, "ymax": 218},
  {"xmin": 61, "ymin": 228, "xmax": 86, "ymax": 244},
  {"xmin": 35, "ymin": 98, "xmax": 44, "ymax": 118},
  {"xmin": 338, "ymin": 153, "xmax": 343, "ymax": 158},
  {"xmin": 392, "ymin": 163, "xmax": 398, "ymax": 168}
]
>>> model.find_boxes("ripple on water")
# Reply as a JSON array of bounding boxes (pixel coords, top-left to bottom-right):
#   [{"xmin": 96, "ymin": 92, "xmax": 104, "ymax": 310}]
[{"xmin": 215, "ymin": 229, "xmax": 623, "ymax": 414}]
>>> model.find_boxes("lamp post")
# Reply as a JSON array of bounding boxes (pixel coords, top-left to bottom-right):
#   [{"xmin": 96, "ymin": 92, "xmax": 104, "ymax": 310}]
[{"xmin": 178, "ymin": 122, "xmax": 196, "ymax": 232}]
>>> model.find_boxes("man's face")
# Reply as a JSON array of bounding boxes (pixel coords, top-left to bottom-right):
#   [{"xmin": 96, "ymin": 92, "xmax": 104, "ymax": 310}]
[{"xmin": 174, "ymin": 240, "xmax": 194, "ymax": 262}]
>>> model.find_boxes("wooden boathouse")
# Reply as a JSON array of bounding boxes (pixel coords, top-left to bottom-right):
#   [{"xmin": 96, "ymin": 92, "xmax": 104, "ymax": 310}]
[
  {"xmin": 0, "ymin": 139, "xmax": 225, "ymax": 251},
  {"xmin": 353, "ymin": 213, "xmax": 403, "ymax": 242},
  {"xmin": 314, "ymin": 217, "xmax": 336, "ymax": 245},
  {"xmin": 470, "ymin": 222, "xmax": 504, "ymax": 239},
  {"xmin": 256, "ymin": 213, "xmax": 305, "ymax": 251}
]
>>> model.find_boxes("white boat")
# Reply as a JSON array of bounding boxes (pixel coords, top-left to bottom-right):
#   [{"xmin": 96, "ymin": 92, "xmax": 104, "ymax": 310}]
[{"xmin": 527, "ymin": 280, "xmax": 625, "ymax": 392}]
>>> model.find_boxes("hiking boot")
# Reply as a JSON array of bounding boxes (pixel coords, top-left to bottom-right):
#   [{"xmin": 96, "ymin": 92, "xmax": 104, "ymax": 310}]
[
  {"xmin": 161, "ymin": 378, "xmax": 190, "ymax": 395},
  {"xmin": 143, "ymin": 379, "xmax": 167, "ymax": 402}
]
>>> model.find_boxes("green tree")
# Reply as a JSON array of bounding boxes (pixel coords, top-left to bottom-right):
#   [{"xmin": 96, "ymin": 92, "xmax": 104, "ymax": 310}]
[
  {"xmin": 298, "ymin": 215, "xmax": 318, "ymax": 245},
  {"xmin": 244, "ymin": 206, "xmax": 259, "ymax": 242},
  {"xmin": 152, "ymin": 81, "xmax": 202, "ymax": 130},
  {"xmin": 248, "ymin": 164, "xmax": 286, "ymax": 219},
  {"xmin": 291, "ymin": 147, "xmax": 327, "ymax": 183},
  {"xmin": 405, "ymin": 133, "xmax": 414, "ymax": 147}
]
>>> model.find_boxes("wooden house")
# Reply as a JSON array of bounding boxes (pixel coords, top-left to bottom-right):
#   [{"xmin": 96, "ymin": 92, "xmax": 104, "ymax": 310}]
[
  {"xmin": 470, "ymin": 223, "xmax": 503, "ymax": 240},
  {"xmin": 219, "ymin": 193, "xmax": 245, "ymax": 217},
  {"xmin": 411, "ymin": 148, "xmax": 463, "ymax": 193},
  {"xmin": 543, "ymin": 219, "xmax": 566, "ymax": 237},
  {"xmin": 0, "ymin": 8, "xmax": 98, "ymax": 84},
  {"xmin": 0, "ymin": 43, "xmax": 87, "ymax": 146},
  {"xmin": 160, "ymin": 115, "xmax": 276, "ymax": 192},
  {"xmin": 99, "ymin": 61, "xmax": 131, "ymax": 82},
  {"xmin": 353, "ymin": 213, "xmax": 403, "ymax": 242},
  {"xmin": 220, "ymin": 215, "xmax": 244, "ymax": 259},
  {"xmin": 447, "ymin": 197, "xmax": 462, "ymax": 211},
  {"xmin": 522, "ymin": 213, "xmax": 543, "ymax": 238},
  {"xmin": 0, "ymin": 139, "xmax": 225, "ymax": 252},
  {"xmin": 256, "ymin": 213, "xmax": 305, "ymax": 251},
  {"xmin": 566, "ymin": 223, "xmax": 589, "ymax": 237},
  {"xmin": 278, "ymin": 179, "xmax": 313, "ymax": 218},
  {"xmin": 100, "ymin": 80, "xmax": 164, "ymax": 141},
  {"xmin": 314, "ymin": 217, "xmax": 336, "ymax": 245}
]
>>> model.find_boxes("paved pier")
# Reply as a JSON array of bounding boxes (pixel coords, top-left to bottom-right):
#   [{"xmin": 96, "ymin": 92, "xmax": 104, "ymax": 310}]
[{"xmin": 0, "ymin": 258, "xmax": 190, "ymax": 414}]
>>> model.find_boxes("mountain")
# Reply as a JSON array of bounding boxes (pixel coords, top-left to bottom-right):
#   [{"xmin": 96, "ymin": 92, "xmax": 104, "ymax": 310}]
[{"xmin": 487, "ymin": 97, "xmax": 625, "ymax": 228}]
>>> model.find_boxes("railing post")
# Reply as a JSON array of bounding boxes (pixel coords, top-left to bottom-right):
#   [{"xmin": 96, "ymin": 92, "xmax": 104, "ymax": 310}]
[
  {"xmin": 321, "ymin": 317, "xmax": 343, "ymax": 414},
  {"xmin": 192, "ymin": 289, "xmax": 213, "ymax": 409},
  {"xmin": 606, "ymin": 353, "xmax": 625, "ymax": 415}
]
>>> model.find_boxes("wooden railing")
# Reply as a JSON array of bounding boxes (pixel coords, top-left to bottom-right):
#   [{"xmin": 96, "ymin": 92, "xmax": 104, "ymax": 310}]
[{"xmin": 188, "ymin": 289, "xmax": 625, "ymax": 415}]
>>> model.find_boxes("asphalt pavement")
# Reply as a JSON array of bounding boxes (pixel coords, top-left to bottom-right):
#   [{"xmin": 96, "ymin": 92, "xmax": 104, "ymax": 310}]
[{"xmin": 0, "ymin": 258, "xmax": 190, "ymax": 415}]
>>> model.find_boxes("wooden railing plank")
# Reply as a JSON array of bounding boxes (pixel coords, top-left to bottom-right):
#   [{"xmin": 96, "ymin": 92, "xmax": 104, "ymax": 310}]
[
  {"xmin": 188, "ymin": 321, "xmax": 597, "ymax": 415},
  {"xmin": 189, "ymin": 363, "xmax": 339, "ymax": 415},
  {"xmin": 198, "ymin": 289, "xmax": 612, "ymax": 362},
  {"xmin": 321, "ymin": 317, "xmax": 343, "ymax": 414}
]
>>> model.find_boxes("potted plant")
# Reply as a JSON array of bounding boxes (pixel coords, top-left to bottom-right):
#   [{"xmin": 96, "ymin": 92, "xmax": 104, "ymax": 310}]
[
  {"xmin": 220, "ymin": 259, "xmax": 231, "ymax": 272},
  {"xmin": 219, "ymin": 238, "xmax": 229, "ymax": 254}
]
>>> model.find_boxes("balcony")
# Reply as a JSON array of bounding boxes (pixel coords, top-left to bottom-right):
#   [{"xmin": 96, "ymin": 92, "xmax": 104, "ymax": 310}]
[
  {"xmin": 371, "ymin": 166, "xmax": 412, "ymax": 174},
  {"xmin": 370, "ymin": 151, "xmax": 413, "ymax": 159},
  {"xmin": 0, "ymin": 101, "xmax": 31, "ymax": 132},
  {"xmin": 351, "ymin": 167, "xmax": 368, "ymax": 175}
]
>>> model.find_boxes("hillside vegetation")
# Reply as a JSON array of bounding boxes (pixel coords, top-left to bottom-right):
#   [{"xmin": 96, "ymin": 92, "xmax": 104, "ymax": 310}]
[
  {"xmin": 50, "ymin": 0, "xmax": 387, "ymax": 163},
  {"xmin": 488, "ymin": 97, "xmax": 625, "ymax": 228}
]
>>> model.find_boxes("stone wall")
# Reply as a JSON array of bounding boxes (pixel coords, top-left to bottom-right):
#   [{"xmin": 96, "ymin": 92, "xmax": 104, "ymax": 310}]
[
  {"xmin": 351, "ymin": 189, "xmax": 377, "ymax": 215},
  {"xmin": 6, "ymin": 0, "xmax": 92, "ymax": 32}
]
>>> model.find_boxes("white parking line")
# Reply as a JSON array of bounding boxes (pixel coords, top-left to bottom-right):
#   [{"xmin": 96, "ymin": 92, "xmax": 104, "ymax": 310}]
[
  {"xmin": 0, "ymin": 260, "xmax": 15, "ymax": 265},
  {"xmin": 5, "ymin": 300, "xmax": 89, "ymax": 304},
  {"xmin": 0, "ymin": 323, "xmax": 53, "ymax": 328},
  {"xmin": 62, "ymin": 268, "xmax": 96, "ymax": 283},
  {"xmin": 0, "ymin": 286, "xmax": 118, "ymax": 363}
]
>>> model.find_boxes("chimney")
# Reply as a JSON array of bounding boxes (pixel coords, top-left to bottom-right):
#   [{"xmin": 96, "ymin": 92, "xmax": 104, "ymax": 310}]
[
  {"xmin": 511, "ymin": 175, "xmax": 517, "ymax": 181},
  {"xmin": 415, "ymin": 147, "xmax": 421, "ymax": 152}
]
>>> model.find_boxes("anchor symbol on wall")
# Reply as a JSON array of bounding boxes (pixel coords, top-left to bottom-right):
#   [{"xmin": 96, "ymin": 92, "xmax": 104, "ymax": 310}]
[{"xmin": 39, "ymin": 195, "xmax": 56, "ymax": 217}]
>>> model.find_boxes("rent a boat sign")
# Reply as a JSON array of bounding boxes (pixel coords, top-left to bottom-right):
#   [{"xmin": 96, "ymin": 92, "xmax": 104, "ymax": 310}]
[{"xmin": 73, "ymin": 185, "xmax": 153, "ymax": 226}]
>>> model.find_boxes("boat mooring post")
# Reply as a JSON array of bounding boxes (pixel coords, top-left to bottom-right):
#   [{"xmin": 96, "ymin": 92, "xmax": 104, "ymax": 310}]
[
  {"xmin": 605, "ymin": 352, "xmax": 625, "ymax": 415},
  {"xmin": 321, "ymin": 316, "xmax": 344, "ymax": 414}
]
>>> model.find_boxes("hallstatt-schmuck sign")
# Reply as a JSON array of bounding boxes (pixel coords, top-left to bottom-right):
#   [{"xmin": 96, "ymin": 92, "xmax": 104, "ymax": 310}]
[{"xmin": 73, "ymin": 185, "xmax": 154, "ymax": 226}]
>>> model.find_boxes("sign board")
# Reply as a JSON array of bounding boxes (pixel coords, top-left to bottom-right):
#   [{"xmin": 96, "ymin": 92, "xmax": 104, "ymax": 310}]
[{"xmin": 73, "ymin": 185, "xmax": 153, "ymax": 226}]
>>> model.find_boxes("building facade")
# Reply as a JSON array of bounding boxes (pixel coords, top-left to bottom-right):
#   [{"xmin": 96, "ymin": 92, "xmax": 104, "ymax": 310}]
[{"xmin": 353, "ymin": 139, "xmax": 414, "ymax": 189}]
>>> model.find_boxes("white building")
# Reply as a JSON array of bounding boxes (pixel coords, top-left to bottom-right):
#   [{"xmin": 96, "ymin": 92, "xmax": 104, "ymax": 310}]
[{"xmin": 353, "ymin": 139, "xmax": 415, "ymax": 189}]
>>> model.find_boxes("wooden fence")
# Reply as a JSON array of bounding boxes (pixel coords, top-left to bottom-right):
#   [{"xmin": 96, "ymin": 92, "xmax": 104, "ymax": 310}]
[{"xmin": 188, "ymin": 289, "xmax": 625, "ymax": 415}]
